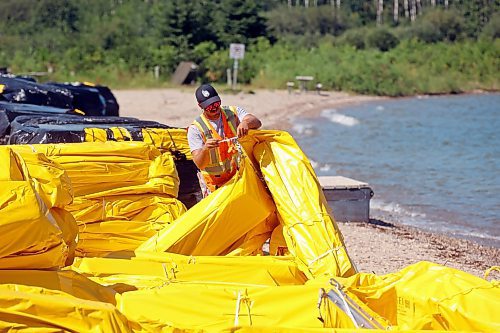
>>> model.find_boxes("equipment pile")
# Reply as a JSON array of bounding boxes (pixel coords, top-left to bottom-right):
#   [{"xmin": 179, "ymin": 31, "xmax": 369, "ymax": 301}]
[{"xmin": 0, "ymin": 76, "xmax": 498, "ymax": 332}]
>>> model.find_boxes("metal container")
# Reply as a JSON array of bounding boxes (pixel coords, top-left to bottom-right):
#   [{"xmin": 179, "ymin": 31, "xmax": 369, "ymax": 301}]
[{"xmin": 318, "ymin": 176, "xmax": 374, "ymax": 223}]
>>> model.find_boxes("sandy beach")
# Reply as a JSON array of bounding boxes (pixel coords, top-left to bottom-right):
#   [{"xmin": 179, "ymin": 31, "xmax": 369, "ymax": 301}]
[{"xmin": 114, "ymin": 88, "xmax": 499, "ymax": 279}]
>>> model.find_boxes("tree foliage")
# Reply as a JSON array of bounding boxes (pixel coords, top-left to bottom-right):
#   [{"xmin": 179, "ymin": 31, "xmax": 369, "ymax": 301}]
[{"xmin": 0, "ymin": 0, "xmax": 497, "ymax": 94}]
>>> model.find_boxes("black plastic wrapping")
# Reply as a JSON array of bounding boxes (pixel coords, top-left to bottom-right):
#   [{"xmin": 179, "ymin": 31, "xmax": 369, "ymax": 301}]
[
  {"xmin": 0, "ymin": 75, "xmax": 73, "ymax": 108},
  {"xmin": 0, "ymin": 101, "xmax": 79, "ymax": 144},
  {"xmin": 47, "ymin": 82, "xmax": 119, "ymax": 117},
  {"xmin": 8, "ymin": 115, "xmax": 169, "ymax": 144},
  {"xmin": 175, "ymin": 159, "xmax": 202, "ymax": 208}
]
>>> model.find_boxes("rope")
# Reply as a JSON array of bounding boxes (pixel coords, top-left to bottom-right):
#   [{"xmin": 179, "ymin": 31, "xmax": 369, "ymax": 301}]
[{"xmin": 484, "ymin": 266, "xmax": 499, "ymax": 281}]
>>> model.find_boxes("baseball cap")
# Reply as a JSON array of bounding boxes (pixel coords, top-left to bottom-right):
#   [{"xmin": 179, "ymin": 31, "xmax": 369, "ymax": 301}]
[{"xmin": 195, "ymin": 84, "xmax": 221, "ymax": 109}]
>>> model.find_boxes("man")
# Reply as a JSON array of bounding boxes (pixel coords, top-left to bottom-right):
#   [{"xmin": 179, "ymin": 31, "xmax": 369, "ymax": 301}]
[{"xmin": 187, "ymin": 83, "xmax": 261, "ymax": 194}]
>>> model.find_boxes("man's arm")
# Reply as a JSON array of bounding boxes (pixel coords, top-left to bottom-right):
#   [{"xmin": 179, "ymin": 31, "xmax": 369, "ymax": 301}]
[
  {"xmin": 237, "ymin": 114, "xmax": 262, "ymax": 137},
  {"xmin": 191, "ymin": 138, "xmax": 219, "ymax": 170}
]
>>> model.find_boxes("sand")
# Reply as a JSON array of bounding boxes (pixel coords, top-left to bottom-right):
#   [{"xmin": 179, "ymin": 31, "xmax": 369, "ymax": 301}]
[{"xmin": 114, "ymin": 87, "xmax": 499, "ymax": 279}]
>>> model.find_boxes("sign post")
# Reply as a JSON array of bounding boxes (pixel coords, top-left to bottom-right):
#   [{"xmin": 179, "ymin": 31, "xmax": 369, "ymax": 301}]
[{"xmin": 229, "ymin": 43, "xmax": 245, "ymax": 90}]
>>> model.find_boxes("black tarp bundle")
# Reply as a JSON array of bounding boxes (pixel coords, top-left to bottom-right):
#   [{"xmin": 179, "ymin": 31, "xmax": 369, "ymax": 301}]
[
  {"xmin": 0, "ymin": 101, "xmax": 79, "ymax": 144},
  {"xmin": 0, "ymin": 75, "xmax": 73, "ymax": 108},
  {"xmin": 47, "ymin": 82, "xmax": 119, "ymax": 117},
  {"xmin": 0, "ymin": 75, "xmax": 119, "ymax": 117},
  {"xmin": 9, "ymin": 114, "xmax": 201, "ymax": 207},
  {"xmin": 9, "ymin": 114, "xmax": 169, "ymax": 144}
]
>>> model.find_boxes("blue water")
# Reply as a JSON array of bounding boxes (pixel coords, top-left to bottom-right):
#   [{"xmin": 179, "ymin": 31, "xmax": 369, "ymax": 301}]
[{"xmin": 291, "ymin": 93, "xmax": 500, "ymax": 247}]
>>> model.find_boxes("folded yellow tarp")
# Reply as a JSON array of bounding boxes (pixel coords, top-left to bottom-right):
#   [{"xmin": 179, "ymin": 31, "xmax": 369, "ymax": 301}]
[
  {"xmin": 68, "ymin": 194, "xmax": 186, "ymax": 225},
  {"xmin": 0, "ymin": 270, "xmax": 117, "ymax": 304},
  {"xmin": 225, "ymin": 213, "xmax": 279, "ymax": 256},
  {"xmin": 0, "ymin": 283, "xmax": 137, "ymax": 332},
  {"xmin": 327, "ymin": 261, "xmax": 500, "ymax": 332},
  {"xmin": 117, "ymin": 282, "xmax": 383, "ymax": 331},
  {"xmin": 70, "ymin": 254, "xmax": 307, "ymax": 291},
  {"xmin": 11, "ymin": 142, "xmax": 179, "ymax": 197},
  {"xmin": 138, "ymin": 158, "xmax": 276, "ymax": 256},
  {"xmin": 68, "ymin": 194, "xmax": 186, "ymax": 256},
  {"xmin": 9, "ymin": 147, "xmax": 73, "ymax": 208},
  {"xmin": 0, "ymin": 148, "xmax": 77, "ymax": 269},
  {"xmin": 240, "ymin": 131, "xmax": 356, "ymax": 279}
]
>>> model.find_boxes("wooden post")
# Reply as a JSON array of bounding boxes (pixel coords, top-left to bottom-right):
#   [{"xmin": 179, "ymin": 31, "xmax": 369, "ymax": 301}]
[
  {"xmin": 154, "ymin": 65, "xmax": 160, "ymax": 80},
  {"xmin": 227, "ymin": 68, "xmax": 232, "ymax": 87},
  {"xmin": 232, "ymin": 59, "xmax": 239, "ymax": 90}
]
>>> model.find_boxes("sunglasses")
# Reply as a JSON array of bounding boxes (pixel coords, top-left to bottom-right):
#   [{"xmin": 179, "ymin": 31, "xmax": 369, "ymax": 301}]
[{"xmin": 204, "ymin": 101, "xmax": 221, "ymax": 113}]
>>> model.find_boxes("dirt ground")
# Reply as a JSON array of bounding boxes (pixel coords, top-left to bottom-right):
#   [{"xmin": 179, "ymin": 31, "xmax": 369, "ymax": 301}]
[{"xmin": 114, "ymin": 87, "xmax": 499, "ymax": 279}]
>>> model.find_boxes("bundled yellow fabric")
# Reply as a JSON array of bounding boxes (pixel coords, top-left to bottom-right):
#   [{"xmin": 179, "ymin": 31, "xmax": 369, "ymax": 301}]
[
  {"xmin": 0, "ymin": 147, "xmax": 77, "ymax": 269},
  {"xmin": 68, "ymin": 194, "xmax": 185, "ymax": 225},
  {"xmin": 240, "ymin": 131, "xmax": 356, "ymax": 279},
  {"xmin": 141, "ymin": 127, "xmax": 192, "ymax": 158},
  {"xmin": 117, "ymin": 282, "xmax": 386, "ymax": 331},
  {"xmin": 12, "ymin": 142, "xmax": 179, "ymax": 197},
  {"xmin": 71, "ymin": 254, "xmax": 307, "ymax": 291},
  {"xmin": 0, "ymin": 269, "xmax": 117, "ymax": 304},
  {"xmin": 225, "ymin": 213, "xmax": 279, "ymax": 256},
  {"xmin": 11, "ymin": 142, "xmax": 183, "ymax": 258},
  {"xmin": 84, "ymin": 127, "xmax": 192, "ymax": 158},
  {"xmin": 138, "ymin": 158, "xmax": 276, "ymax": 256},
  {"xmin": 327, "ymin": 261, "xmax": 500, "ymax": 332},
  {"xmin": 68, "ymin": 194, "xmax": 186, "ymax": 256},
  {"xmin": 0, "ymin": 283, "xmax": 137, "ymax": 332}
]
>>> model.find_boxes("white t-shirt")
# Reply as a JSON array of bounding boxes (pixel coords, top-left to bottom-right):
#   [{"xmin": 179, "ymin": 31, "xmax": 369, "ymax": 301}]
[{"xmin": 187, "ymin": 106, "xmax": 248, "ymax": 152}]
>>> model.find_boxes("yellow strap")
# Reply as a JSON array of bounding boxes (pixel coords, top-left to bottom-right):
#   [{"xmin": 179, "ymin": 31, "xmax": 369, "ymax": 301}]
[
  {"xmin": 84, "ymin": 128, "xmax": 107, "ymax": 142},
  {"xmin": 0, "ymin": 84, "xmax": 5, "ymax": 93},
  {"xmin": 110, "ymin": 127, "xmax": 131, "ymax": 141},
  {"xmin": 200, "ymin": 114, "xmax": 223, "ymax": 140}
]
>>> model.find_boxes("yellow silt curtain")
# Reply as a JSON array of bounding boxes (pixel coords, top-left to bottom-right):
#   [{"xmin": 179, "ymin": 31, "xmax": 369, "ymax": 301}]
[
  {"xmin": 138, "ymin": 157, "xmax": 277, "ymax": 256},
  {"xmin": 68, "ymin": 194, "xmax": 186, "ymax": 257},
  {"xmin": 70, "ymin": 254, "xmax": 307, "ymax": 291},
  {"xmin": 0, "ymin": 283, "xmax": 138, "ymax": 332},
  {"xmin": 239, "ymin": 130, "xmax": 357, "ymax": 279},
  {"xmin": 11, "ymin": 142, "xmax": 179, "ymax": 197},
  {"xmin": 10, "ymin": 142, "xmax": 184, "ymax": 257},
  {"xmin": 324, "ymin": 261, "xmax": 500, "ymax": 332},
  {"xmin": 0, "ymin": 147, "xmax": 77, "ymax": 270}
]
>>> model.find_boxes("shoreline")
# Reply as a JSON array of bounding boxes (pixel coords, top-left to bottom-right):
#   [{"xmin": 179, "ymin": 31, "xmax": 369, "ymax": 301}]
[
  {"xmin": 339, "ymin": 219, "xmax": 499, "ymax": 277},
  {"xmin": 114, "ymin": 88, "xmax": 498, "ymax": 279}
]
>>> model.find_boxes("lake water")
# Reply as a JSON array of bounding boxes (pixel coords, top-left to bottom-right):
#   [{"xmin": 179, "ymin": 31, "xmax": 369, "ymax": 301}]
[{"xmin": 291, "ymin": 93, "xmax": 500, "ymax": 247}]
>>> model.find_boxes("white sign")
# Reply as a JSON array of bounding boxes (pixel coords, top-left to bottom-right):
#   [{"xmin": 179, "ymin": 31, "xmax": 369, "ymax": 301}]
[{"xmin": 229, "ymin": 43, "xmax": 245, "ymax": 59}]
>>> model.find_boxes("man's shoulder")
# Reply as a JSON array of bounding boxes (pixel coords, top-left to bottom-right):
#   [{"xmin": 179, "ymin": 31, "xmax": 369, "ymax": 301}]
[{"xmin": 187, "ymin": 124, "xmax": 201, "ymax": 135}]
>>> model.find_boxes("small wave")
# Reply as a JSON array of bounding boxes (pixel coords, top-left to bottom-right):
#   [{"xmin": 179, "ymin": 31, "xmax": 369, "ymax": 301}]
[
  {"xmin": 292, "ymin": 123, "xmax": 316, "ymax": 136},
  {"xmin": 371, "ymin": 200, "xmax": 426, "ymax": 219},
  {"xmin": 375, "ymin": 105, "xmax": 385, "ymax": 111},
  {"xmin": 319, "ymin": 164, "xmax": 331, "ymax": 172},
  {"xmin": 446, "ymin": 228, "xmax": 500, "ymax": 243},
  {"xmin": 321, "ymin": 109, "xmax": 359, "ymax": 127}
]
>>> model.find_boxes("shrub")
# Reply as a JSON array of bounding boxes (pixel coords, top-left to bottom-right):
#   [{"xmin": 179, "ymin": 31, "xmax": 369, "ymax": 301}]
[
  {"xmin": 411, "ymin": 9, "xmax": 464, "ymax": 43},
  {"xmin": 366, "ymin": 29, "xmax": 399, "ymax": 51},
  {"xmin": 481, "ymin": 13, "xmax": 500, "ymax": 39},
  {"xmin": 338, "ymin": 29, "xmax": 366, "ymax": 49}
]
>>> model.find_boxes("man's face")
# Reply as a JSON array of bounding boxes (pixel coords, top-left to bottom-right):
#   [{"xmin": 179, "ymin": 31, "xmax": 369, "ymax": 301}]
[{"xmin": 203, "ymin": 101, "xmax": 221, "ymax": 118}]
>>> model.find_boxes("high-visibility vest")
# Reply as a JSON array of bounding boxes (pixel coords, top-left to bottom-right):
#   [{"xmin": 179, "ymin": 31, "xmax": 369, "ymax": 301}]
[{"xmin": 192, "ymin": 106, "xmax": 239, "ymax": 191}]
